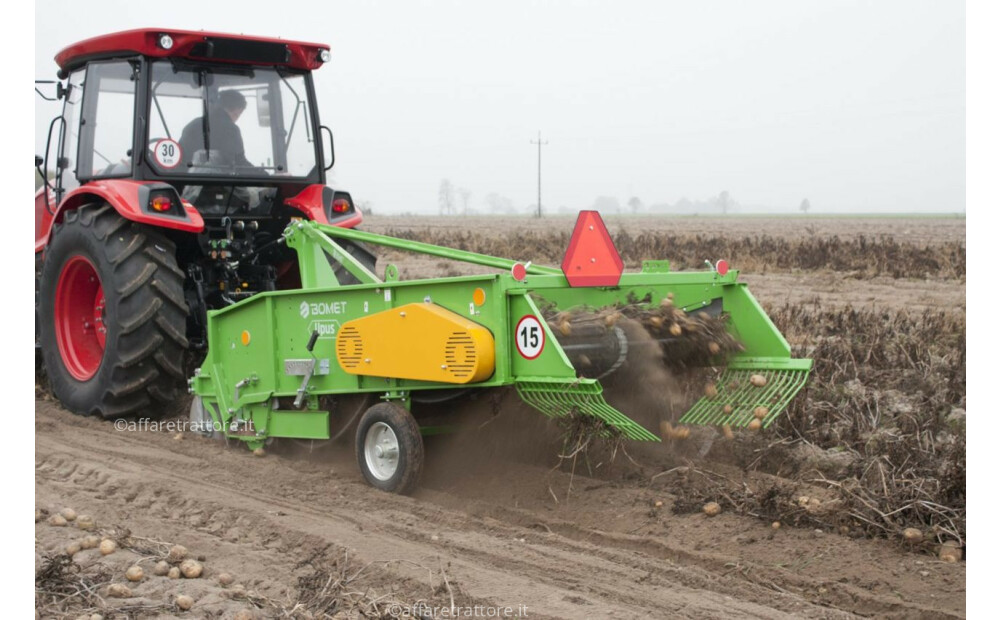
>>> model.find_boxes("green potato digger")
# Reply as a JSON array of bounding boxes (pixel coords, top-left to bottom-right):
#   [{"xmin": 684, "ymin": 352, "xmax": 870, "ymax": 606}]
[{"xmin": 189, "ymin": 211, "xmax": 812, "ymax": 493}]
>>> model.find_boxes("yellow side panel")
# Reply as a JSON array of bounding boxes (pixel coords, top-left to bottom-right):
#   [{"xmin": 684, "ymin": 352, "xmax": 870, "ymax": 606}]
[{"xmin": 336, "ymin": 303, "xmax": 495, "ymax": 384}]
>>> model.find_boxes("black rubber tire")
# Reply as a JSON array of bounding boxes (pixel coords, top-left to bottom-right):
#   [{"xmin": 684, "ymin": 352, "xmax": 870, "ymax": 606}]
[
  {"xmin": 39, "ymin": 204, "xmax": 189, "ymax": 418},
  {"xmin": 355, "ymin": 402, "xmax": 424, "ymax": 494}
]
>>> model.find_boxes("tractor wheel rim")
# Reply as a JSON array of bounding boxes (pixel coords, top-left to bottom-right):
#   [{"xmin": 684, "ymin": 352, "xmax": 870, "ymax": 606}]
[
  {"xmin": 54, "ymin": 255, "xmax": 106, "ymax": 381},
  {"xmin": 364, "ymin": 422, "xmax": 400, "ymax": 481}
]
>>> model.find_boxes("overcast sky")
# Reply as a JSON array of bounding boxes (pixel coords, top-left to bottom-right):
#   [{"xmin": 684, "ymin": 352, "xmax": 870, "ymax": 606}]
[{"xmin": 34, "ymin": 0, "xmax": 965, "ymax": 214}]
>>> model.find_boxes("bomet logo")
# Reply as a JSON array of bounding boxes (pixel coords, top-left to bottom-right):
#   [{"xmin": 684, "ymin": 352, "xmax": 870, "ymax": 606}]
[{"xmin": 299, "ymin": 300, "xmax": 349, "ymax": 318}]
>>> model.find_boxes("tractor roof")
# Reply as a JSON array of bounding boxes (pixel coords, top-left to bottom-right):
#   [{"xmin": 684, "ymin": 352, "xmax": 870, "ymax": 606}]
[{"xmin": 54, "ymin": 28, "xmax": 330, "ymax": 75}]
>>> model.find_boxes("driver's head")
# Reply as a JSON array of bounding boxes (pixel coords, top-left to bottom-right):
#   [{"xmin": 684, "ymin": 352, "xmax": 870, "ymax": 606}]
[{"xmin": 218, "ymin": 89, "xmax": 247, "ymax": 122}]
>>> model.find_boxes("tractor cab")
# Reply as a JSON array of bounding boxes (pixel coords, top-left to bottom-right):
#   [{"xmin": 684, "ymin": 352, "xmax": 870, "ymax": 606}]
[{"xmin": 38, "ymin": 29, "xmax": 351, "ymax": 225}]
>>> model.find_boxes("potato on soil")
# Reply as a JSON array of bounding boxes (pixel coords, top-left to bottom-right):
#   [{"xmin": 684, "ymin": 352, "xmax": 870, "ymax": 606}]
[
  {"xmin": 59, "ymin": 508, "xmax": 77, "ymax": 521},
  {"xmin": 703, "ymin": 502, "xmax": 722, "ymax": 517},
  {"xmin": 99, "ymin": 539, "xmax": 117, "ymax": 555},
  {"xmin": 180, "ymin": 559, "xmax": 204, "ymax": 578},
  {"xmin": 217, "ymin": 572, "xmax": 234, "ymax": 586},
  {"xmin": 168, "ymin": 567, "xmax": 181, "ymax": 579},
  {"xmin": 48, "ymin": 514, "xmax": 67, "ymax": 527},
  {"xmin": 80, "ymin": 535, "xmax": 100, "ymax": 549},
  {"xmin": 750, "ymin": 374, "xmax": 768, "ymax": 387},
  {"xmin": 65, "ymin": 541, "xmax": 82, "ymax": 555},
  {"xmin": 253, "ymin": 447, "xmax": 267, "ymax": 457},
  {"xmin": 705, "ymin": 383, "xmax": 718, "ymax": 398},
  {"xmin": 125, "ymin": 565, "xmax": 144, "ymax": 582},
  {"xmin": 648, "ymin": 316, "xmax": 663, "ymax": 329},
  {"xmin": 176, "ymin": 595, "xmax": 195, "ymax": 611},
  {"xmin": 748, "ymin": 419, "xmax": 762, "ymax": 432},
  {"xmin": 559, "ymin": 320, "xmax": 572, "ymax": 336},
  {"xmin": 902, "ymin": 528, "xmax": 923, "ymax": 544},
  {"xmin": 167, "ymin": 544, "xmax": 188, "ymax": 563},
  {"xmin": 659, "ymin": 421, "xmax": 674, "ymax": 441},
  {"xmin": 604, "ymin": 312, "xmax": 620, "ymax": 327},
  {"xmin": 939, "ymin": 542, "xmax": 962, "ymax": 563},
  {"xmin": 75, "ymin": 515, "xmax": 96, "ymax": 530},
  {"xmin": 106, "ymin": 584, "xmax": 132, "ymax": 598},
  {"xmin": 708, "ymin": 341, "xmax": 721, "ymax": 355},
  {"xmin": 722, "ymin": 424, "xmax": 735, "ymax": 440},
  {"xmin": 675, "ymin": 426, "xmax": 690, "ymax": 440},
  {"xmin": 753, "ymin": 406, "xmax": 768, "ymax": 420},
  {"xmin": 669, "ymin": 323, "xmax": 682, "ymax": 336},
  {"xmin": 772, "ymin": 521, "xmax": 781, "ymax": 530},
  {"xmin": 153, "ymin": 560, "xmax": 170, "ymax": 576},
  {"xmin": 723, "ymin": 404, "xmax": 734, "ymax": 415}
]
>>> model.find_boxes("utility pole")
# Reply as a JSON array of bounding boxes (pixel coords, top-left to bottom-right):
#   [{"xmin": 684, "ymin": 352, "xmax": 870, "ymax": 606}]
[{"xmin": 530, "ymin": 130, "xmax": 548, "ymax": 218}]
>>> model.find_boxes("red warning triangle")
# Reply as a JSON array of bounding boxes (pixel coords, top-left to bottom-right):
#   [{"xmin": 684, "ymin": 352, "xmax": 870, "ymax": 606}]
[{"xmin": 561, "ymin": 211, "xmax": 624, "ymax": 287}]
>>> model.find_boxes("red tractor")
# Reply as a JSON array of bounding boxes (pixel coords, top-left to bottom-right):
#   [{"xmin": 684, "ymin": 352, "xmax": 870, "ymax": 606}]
[{"xmin": 35, "ymin": 29, "xmax": 373, "ymax": 418}]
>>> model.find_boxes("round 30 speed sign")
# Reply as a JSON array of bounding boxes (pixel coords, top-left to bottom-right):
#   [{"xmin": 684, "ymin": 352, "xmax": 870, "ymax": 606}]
[
  {"xmin": 153, "ymin": 139, "xmax": 182, "ymax": 169},
  {"xmin": 515, "ymin": 315, "xmax": 545, "ymax": 359}
]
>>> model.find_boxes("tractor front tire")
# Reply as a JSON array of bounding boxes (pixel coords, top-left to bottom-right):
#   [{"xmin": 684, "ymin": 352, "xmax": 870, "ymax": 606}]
[
  {"xmin": 355, "ymin": 402, "xmax": 424, "ymax": 494},
  {"xmin": 39, "ymin": 204, "xmax": 189, "ymax": 418}
]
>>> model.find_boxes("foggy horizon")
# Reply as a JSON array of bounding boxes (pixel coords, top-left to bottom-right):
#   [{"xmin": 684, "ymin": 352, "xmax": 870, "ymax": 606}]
[{"xmin": 34, "ymin": 0, "xmax": 965, "ymax": 216}]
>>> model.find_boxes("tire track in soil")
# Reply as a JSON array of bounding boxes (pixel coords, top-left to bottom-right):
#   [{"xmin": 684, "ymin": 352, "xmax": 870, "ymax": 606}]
[
  {"xmin": 36, "ymin": 436, "xmax": 809, "ymax": 619},
  {"xmin": 35, "ymin": 400, "xmax": 963, "ymax": 619}
]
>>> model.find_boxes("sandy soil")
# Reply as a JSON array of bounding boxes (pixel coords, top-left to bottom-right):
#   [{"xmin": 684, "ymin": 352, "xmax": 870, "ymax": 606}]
[{"xmin": 36, "ymin": 389, "xmax": 965, "ymax": 619}]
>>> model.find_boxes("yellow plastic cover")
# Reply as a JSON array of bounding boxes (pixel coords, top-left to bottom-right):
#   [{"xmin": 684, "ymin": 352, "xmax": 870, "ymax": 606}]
[{"xmin": 336, "ymin": 303, "xmax": 495, "ymax": 384}]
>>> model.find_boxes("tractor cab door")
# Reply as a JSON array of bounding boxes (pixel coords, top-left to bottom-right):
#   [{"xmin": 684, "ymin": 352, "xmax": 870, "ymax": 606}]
[{"xmin": 75, "ymin": 60, "xmax": 139, "ymax": 182}]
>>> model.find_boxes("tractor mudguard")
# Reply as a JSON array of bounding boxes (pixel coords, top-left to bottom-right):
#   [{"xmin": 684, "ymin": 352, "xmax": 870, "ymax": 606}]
[
  {"xmin": 37, "ymin": 179, "xmax": 205, "ymax": 252},
  {"xmin": 284, "ymin": 184, "xmax": 364, "ymax": 228}
]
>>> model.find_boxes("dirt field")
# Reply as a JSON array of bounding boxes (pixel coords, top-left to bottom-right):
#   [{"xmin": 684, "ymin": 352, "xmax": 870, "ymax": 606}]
[{"xmin": 35, "ymin": 215, "xmax": 965, "ymax": 619}]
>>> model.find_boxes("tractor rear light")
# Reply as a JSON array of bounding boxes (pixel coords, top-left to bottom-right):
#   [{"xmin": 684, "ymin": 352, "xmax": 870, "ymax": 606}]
[
  {"xmin": 716, "ymin": 259, "xmax": 729, "ymax": 276},
  {"xmin": 158, "ymin": 34, "xmax": 174, "ymax": 50},
  {"xmin": 332, "ymin": 198, "xmax": 351, "ymax": 213},
  {"xmin": 150, "ymin": 195, "xmax": 173, "ymax": 212}
]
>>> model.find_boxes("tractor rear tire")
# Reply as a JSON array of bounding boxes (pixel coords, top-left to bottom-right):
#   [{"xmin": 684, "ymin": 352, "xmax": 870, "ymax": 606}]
[
  {"xmin": 39, "ymin": 204, "xmax": 189, "ymax": 418},
  {"xmin": 355, "ymin": 402, "xmax": 424, "ymax": 494}
]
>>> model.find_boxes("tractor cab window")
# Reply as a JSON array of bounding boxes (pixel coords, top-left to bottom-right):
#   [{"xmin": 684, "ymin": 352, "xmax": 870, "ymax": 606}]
[
  {"xmin": 78, "ymin": 61, "xmax": 138, "ymax": 180},
  {"xmin": 147, "ymin": 61, "xmax": 317, "ymax": 179}
]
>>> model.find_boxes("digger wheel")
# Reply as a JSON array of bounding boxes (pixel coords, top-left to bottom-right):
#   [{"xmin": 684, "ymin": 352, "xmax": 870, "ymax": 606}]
[
  {"xmin": 355, "ymin": 402, "xmax": 424, "ymax": 494},
  {"xmin": 39, "ymin": 204, "xmax": 189, "ymax": 418}
]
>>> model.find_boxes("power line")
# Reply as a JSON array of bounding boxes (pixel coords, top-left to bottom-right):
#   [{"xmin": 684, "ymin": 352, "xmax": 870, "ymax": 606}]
[{"xmin": 530, "ymin": 130, "xmax": 548, "ymax": 218}]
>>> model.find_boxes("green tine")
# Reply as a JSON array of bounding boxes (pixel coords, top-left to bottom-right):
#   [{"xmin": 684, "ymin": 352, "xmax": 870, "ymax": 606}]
[
  {"xmin": 516, "ymin": 379, "xmax": 659, "ymax": 441},
  {"xmin": 679, "ymin": 364, "xmax": 811, "ymax": 428}
]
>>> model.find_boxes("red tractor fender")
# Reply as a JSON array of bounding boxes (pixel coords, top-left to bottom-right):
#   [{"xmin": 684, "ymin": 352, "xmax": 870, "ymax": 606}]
[
  {"xmin": 284, "ymin": 184, "xmax": 363, "ymax": 229},
  {"xmin": 36, "ymin": 179, "xmax": 205, "ymax": 253}
]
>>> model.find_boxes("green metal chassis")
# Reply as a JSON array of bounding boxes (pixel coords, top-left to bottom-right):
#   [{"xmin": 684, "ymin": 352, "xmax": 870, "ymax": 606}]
[{"xmin": 190, "ymin": 220, "xmax": 812, "ymax": 448}]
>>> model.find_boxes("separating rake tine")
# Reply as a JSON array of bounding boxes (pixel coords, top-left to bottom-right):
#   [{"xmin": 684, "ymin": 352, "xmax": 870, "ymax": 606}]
[
  {"xmin": 516, "ymin": 380, "xmax": 659, "ymax": 441},
  {"xmin": 679, "ymin": 364, "xmax": 811, "ymax": 428}
]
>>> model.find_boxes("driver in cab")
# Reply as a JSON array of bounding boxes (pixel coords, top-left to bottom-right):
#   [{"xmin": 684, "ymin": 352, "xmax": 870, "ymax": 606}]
[{"xmin": 179, "ymin": 89, "xmax": 262, "ymax": 173}]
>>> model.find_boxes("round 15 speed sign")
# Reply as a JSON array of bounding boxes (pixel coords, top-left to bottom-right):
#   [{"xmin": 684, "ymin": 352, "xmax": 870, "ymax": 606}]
[{"xmin": 515, "ymin": 315, "xmax": 545, "ymax": 359}]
